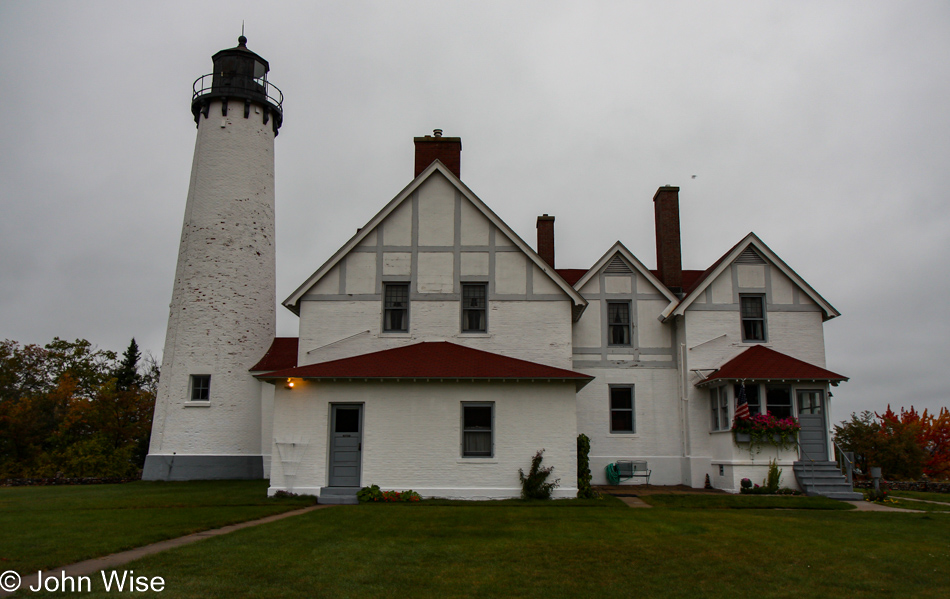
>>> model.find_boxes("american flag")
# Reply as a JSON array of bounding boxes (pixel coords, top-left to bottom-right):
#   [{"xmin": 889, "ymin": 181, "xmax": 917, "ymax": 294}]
[{"xmin": 734, "ymin": 383, "xmax": 751, "ymax": 421}]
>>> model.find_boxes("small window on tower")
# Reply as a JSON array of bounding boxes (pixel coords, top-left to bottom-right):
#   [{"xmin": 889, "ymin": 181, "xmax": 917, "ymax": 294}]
[{"xmin": 190, "ymin": 375, "xmax": 211, "ymax": 401}]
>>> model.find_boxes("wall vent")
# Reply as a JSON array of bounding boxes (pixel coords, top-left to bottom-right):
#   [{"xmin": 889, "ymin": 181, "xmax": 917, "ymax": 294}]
[
  {"xmin": 735, "ymin": 247, "xmax": 767, "ymax": 265},
  {"xmin": 605, "ymin": 255, "xmax": 633, "ymax": 274}
]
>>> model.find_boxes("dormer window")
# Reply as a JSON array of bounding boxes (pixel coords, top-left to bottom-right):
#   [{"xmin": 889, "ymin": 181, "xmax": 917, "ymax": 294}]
[{"xmin": 740, "ymin": 295, "xmax": 766, "ymax": 342}]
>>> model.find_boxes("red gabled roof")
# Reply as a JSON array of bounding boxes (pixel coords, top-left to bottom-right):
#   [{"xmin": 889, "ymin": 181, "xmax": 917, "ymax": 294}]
[
  {"xmin": 648, "ymin": 269, "xmax": 705, "ymax": 293},
  {"xmin": 697, "ymin": 345, "xmax": 848, "ymax": 386},
  {"xmin": 249, "ymin": 337, "xmax": 299, "ymax": 372},
  {"xmin": 256, "ymin": 341, "xmax": 593, "ymax": 388},
  {"xmin": 556, "ymin": 269, "xmax": 589, "ymax": 286}
]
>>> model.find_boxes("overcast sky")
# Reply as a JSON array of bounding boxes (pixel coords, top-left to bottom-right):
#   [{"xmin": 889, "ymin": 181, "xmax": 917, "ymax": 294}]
[{"xmin": 1, "ymin": 1, "xmax": 948, "ymax": 423}]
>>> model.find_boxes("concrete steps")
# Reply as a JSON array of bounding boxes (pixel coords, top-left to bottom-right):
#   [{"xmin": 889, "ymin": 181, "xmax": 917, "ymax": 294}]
[
  {"xmin": 793, "ymin": 461, "xmax": 863, "ymax": 500},
  {"xmin": 319, "ymin": 486, "xmax": 360, "ymax": 505}
]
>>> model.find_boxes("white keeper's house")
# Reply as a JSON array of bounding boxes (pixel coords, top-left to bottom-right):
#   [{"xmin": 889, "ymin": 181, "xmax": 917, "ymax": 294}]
[{"xmin": 143, "ymin": 37, "xmax": 852, "ymax": 502}]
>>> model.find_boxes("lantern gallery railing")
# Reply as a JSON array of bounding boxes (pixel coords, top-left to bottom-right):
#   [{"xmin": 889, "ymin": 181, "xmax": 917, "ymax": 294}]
[{"xmin": 192, "ymin": 73, "xmax": 283, "ymax": 112}]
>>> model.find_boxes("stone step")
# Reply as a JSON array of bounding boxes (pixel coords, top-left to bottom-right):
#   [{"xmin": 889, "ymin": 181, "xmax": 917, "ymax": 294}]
[
  {"xmin": 319, "ymin": 486, "xmax": 360, "ymax": 505},
  {"xmin": 793, "ymin": 461, "xmax": 860, "ymax": 502},
  {"xmin": 320, "ymin": 486, "xmax": 360, "ymax": 495},
  {"xmin": 318, "ymin": 495, "xmax": 359, "ymax": 505}
]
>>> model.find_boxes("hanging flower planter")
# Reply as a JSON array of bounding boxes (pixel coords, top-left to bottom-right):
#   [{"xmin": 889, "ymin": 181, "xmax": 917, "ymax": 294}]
[{"xmin": 733, "ymin": 413, "xmax": 800, "ymax": 452}]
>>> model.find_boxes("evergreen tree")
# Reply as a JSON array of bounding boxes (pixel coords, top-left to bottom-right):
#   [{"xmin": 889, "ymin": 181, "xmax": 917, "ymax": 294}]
[{"xmin": 114, "ymin": 338, "xmax": 141, "ymax": 392}]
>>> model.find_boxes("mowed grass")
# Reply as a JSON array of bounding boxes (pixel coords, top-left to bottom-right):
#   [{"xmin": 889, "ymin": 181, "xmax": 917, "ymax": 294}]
[
  {"xmin": 640, "ymin": 493, "xmax": 853, "ymax": 510},
  {"xmin": 889, "ymin": 490, "xmax": 950, "ymax": 504},
  {"xmin": 27, "ymin": 500, "xmax": 950, "ymax": 599},
  {"xmin": 0, "ymin": 481, "xmax": 312, "ymax": 574}
]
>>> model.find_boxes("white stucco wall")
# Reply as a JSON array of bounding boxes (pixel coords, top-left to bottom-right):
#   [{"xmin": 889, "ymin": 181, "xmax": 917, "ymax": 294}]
[
  {"xmin": 576, "ymin": 367, "xmax": 684, "ymax": 486},
  {"xmin": 148, "ymin": 98, "xmax": 276, "ymax": 464},
  {"xmin": 268, "ymin": 380, "xmax": 579, "ymax": 499}
]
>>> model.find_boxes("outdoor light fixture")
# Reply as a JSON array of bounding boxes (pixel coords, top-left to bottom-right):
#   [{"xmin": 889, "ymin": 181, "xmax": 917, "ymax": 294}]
[{"xmin": 285, "ymin": 378, "xmax": 295, "ymax": 389}]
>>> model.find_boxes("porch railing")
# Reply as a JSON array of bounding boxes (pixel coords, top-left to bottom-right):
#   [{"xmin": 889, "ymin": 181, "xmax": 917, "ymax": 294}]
[{"xmin": 833, "ymin": 440, "xmax": 855, "ymax": 487}]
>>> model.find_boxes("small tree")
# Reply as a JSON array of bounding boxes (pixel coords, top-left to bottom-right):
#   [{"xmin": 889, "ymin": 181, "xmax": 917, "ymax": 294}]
[
  {"xmin": 519, "ymin": 449, "xmax": 560, "ymax": 500},
  {"xmin": 576, "ymin": 434, "xmax": 599, "ymax": 498}
]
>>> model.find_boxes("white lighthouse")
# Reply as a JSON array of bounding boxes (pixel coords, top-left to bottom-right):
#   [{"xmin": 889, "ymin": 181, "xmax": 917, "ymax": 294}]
[{"xmin": 143, "ymin": 36, "xmax": 282, "ymax": 480}]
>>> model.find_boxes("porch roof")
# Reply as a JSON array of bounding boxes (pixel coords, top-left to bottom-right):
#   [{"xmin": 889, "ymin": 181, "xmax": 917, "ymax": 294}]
[
  {"xmin": 256, "ymin": 341, "xmax": 594, "ymax": 389},
  {"xmin": 695, "ymin": 345, "xmax": 848, "ymax": 387}
]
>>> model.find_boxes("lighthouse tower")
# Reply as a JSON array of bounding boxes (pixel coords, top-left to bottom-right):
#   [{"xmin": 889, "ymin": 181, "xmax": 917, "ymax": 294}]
[{"xmin": 143, "ymin": 36, "xmax": 283, "ymax": 480}]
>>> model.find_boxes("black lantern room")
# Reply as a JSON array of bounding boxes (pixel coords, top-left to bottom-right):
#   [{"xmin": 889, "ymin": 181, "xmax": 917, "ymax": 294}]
[{"xmin": 191, "ymin": 36, "xmax": 283, "ymax": 135}]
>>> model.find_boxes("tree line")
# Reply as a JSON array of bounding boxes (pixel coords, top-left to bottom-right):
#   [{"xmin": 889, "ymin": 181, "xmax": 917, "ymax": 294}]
[
  {"xmin": 0, "ymin": 337, "xmax": 156, "ymax": 479},
  {"xmin": 834, "ymin": 406, "xmax": 950, "ymax": 481}
]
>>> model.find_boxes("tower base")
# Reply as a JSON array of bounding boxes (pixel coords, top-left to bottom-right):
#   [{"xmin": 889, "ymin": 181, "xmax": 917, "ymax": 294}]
[{"xmin": 142, "ymin": 454, "xmax": 264, "ymax": 481}]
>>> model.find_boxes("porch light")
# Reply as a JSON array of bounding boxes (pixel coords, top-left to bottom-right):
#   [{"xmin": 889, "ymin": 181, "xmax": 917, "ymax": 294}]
[{"xmin": 285, "ymin": 378, "xmax": 295, "ymax": 389}]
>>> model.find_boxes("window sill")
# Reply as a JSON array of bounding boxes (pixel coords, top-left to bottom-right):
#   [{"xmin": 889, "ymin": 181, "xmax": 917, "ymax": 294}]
[
  {"xmin": 184, "ymin": 401, "xmax": 211, "ymax": 408},
  {"xmin": 457, "ymin": 459, "xmax": 497, "ymax": 464},
  {"xmin": 379, "ymin": 332, "xmax": 412, "ymax": 337},
  {"xmin": 709, "ymin": 429, "xmax": 732, "ymax": 435},
  {"xmin": 608, "ymin": 433, "xmax": 638, "ymax": 438},
  {"xmin": 459, "ymin": 332, "xmax": 491, "ymax": 338}
]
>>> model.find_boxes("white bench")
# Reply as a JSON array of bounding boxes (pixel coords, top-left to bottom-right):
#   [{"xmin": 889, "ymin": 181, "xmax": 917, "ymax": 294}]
[{"xmin": 615, "ymin": 460, "xmax": 651, "ymax": 484}]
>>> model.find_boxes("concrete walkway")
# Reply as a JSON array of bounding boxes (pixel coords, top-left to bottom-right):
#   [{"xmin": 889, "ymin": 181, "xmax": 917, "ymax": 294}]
[
  {"xmin": 615, "ymin": 496, "xmax": 652, "ymax": 508},
  {"xmin": 844, "ymin": 501, "xmax": 923, "ymax": 512},
  {"xmin": 2, "ymin": 504, "xmax": 329, "ymax": 597},
  {"xmin": 891, "ymin": 496, "xmax": 950, "ymax": 508}
]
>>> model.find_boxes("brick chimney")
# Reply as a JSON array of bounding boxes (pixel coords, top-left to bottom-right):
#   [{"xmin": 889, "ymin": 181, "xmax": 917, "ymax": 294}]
[
  {"xmin": 536, "ymin": 214, "xmax": 555, "ymax": 268},
  {"xmin": 653, "ymin": 186, "xmax": 683, "ymax": 292},
  {"xmin": 414, "ymin": 129, "xmax": 461, "ymax": 178}
]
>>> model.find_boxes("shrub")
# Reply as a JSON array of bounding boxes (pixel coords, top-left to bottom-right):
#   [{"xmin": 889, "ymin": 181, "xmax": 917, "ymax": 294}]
[
  {"xmin": 576, "ymin": 434, "xmax": 600, "ymax": 499},
  {"xmin": 519, "ymin": 449, "xmax": 560, "ymax": 500},
  {"xmin": 357, "ymin": 485, "xmax": 421, "ymax": 503},
  {"xmin": 765, "ymin": 459, "xmax": 782, "ymax": 493},
  {"xmin": 357, "ymin": 484, "xmax": 382, "ymax": 502}
]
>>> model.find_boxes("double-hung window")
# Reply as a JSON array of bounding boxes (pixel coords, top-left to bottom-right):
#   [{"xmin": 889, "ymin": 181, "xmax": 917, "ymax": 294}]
[
  {"xmin": 190, "ymin": 375, "xmax": 211, "ymax": 401},
  {"xmin": 383, "ymin": 283, "xmax": 409, "ymax": 332},
  {"xmin": 609, "ymin": 386, "xmax": 635, "ymax": 433},
  {"xmin": 461, "ymin": 403, "xmax": 493, "ymax": 457},
  {"xmin": 765, "ymin": 385, "xmax": 793, "ymax": 419},
  {"xmin": 607, "ymin": 302, "xmax": 631, "ymax": 346},
  {"xmin": 461, "ymin": 284, "xmax": 487, "ymax": 333},
  {"xmin": 710, "ymin": 386, "xmax": 729, "ymax": 431},
  {"xmin": 740, "ymin": 295, "xmax": 766, "ymax": 342},
  {"xmin": 734, "ymin": 383, "xmax": 761, "ymax": 416}
]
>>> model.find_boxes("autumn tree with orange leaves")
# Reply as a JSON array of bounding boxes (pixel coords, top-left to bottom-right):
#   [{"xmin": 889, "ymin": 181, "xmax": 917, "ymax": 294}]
[
  {"xmin": 0, "ymin": 338, "xmax": 156, "ymax": 479},
  {"xmin": 835, "ymin": 405, "xmax": 950, "ymax": 481}
]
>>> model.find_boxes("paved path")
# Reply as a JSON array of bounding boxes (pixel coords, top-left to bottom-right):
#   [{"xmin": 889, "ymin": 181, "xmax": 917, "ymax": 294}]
[
  {"xmin": 844, "ymin": 501, "xmax": 923, "ymax": 512},
  {"xmin": 2, "ymin": 504, "xmax": 329, "ymax": 597},
  {"xmin": 615, "ymin": 495, "xmax": 652, "ymax": 508},
  {"xmin": 891, "ymin": 496, "xmax": 950, "ymax": 507}
]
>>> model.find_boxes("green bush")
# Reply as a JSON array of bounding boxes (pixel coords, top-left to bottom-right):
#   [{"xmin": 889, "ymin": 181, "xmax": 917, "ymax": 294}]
[
  {"xmin": 576, "ymin": 434, "xmax": 599, "ymax": 499},
  {"xmin": 519, "ymin": 449, "xmax": 560, "ymax": 500}
]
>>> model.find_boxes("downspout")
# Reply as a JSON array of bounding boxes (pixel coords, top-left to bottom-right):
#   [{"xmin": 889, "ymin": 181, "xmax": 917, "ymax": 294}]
[{"xmin": 680, "ymin": 342, "xmax": 690, "ymax": 458}]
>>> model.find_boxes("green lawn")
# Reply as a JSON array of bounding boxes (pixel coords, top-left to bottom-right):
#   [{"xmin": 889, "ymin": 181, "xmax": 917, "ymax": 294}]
[
  {"xmin": 0, "ymin": 480, "xmax": 312, "ymax": 574},
  {"xmin": 889, "ymin": 490, "xmax": 950, "ymax": 504},
  {"xmin": 23, "ymin": 497, "xmax": 950, "ymax": 599},
  {"xmin": 640, "ymin": 493, "xmax": 853, "ymax": 510}
]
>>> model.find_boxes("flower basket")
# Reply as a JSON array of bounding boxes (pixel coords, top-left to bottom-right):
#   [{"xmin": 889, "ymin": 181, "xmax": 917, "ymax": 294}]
[{"xmin": 732, "ymin": 413, "xmax": 800, "ymax": 453}]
